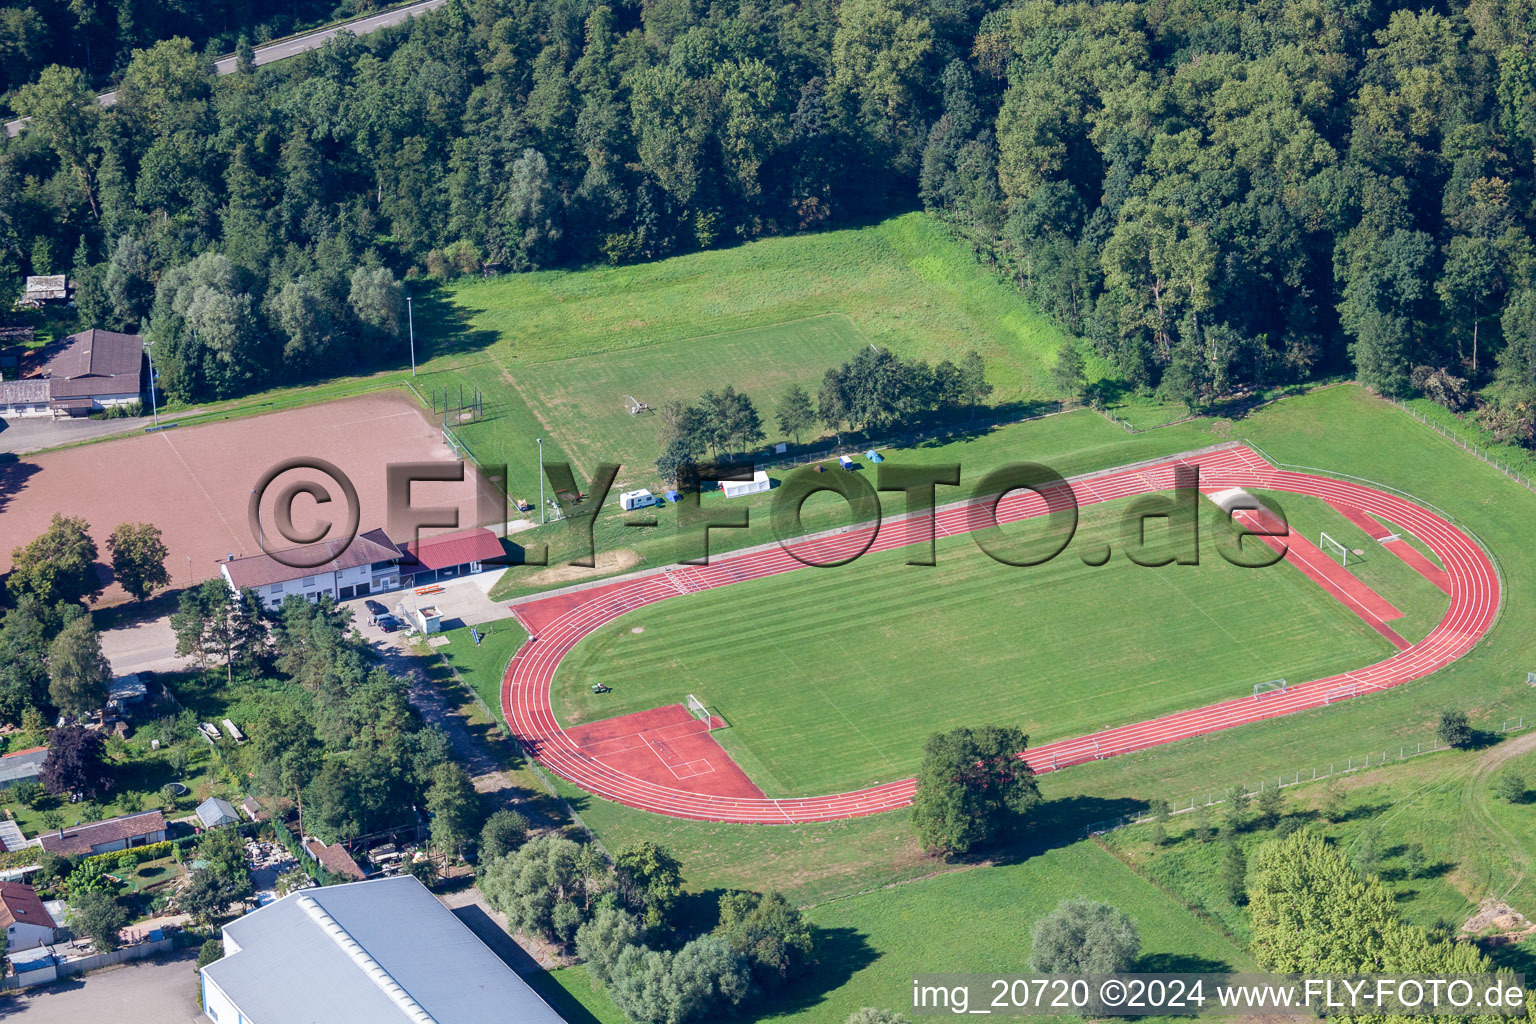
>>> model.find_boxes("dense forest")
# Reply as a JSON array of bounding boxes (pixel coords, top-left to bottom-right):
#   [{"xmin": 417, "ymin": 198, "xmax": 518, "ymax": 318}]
[
  {"xmin": 4, "ymin": 0, "xmax": 1536, "ymax": 439},
  {"xmin": 0, "ymin": 0, "xmax": 378, "ymax": 99}
]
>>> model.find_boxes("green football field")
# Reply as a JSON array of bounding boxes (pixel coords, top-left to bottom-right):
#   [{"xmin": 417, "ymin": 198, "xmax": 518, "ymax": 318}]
[
  {"xmin": 553, "ymin": 494, "xmax": 1399, "ymax": 797},
  {"xmin": 408, "ymin": 214, "xmax": 1099, "ymax": 501}
]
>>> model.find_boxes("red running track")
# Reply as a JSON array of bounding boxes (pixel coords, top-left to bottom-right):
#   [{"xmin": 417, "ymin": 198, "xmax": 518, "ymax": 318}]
[{"xmin": 500, "ymin": 444, "xmax": 1500, "ymax": 823}]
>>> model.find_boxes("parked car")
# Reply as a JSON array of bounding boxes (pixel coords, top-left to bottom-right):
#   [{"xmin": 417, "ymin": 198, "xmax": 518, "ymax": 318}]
[
  {"xmin": 364, "ymin": 599, "xmax": 388, "ymax": 623},
  {"xmin": 376, "ymin": 614, "xmax": 403, "ymax": 633}
]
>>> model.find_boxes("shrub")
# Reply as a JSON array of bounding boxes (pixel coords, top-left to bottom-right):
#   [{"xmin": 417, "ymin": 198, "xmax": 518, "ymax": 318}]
[
  {"xmin": 195, "ymin": 939, "xmax": 224, "ymax": 971},
  {"xmin": 1029, "ymin": 899, "xmax": 1140, "ymax": 974},
  {"xmin": 1437, "ymin": 710, "xmax": 1472, "ymax": 749}
]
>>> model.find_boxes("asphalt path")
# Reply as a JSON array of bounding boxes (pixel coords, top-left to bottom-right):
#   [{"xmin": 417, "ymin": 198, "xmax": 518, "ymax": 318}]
[{"xmin": 4, "ymin": 0, "xmax": 448, "ymax": 138}]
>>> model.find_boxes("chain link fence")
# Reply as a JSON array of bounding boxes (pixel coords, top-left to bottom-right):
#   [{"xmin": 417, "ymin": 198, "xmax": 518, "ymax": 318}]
[{"xmin": 1084, "ymin": 716, "xmax": 1528, "ymax": 836}]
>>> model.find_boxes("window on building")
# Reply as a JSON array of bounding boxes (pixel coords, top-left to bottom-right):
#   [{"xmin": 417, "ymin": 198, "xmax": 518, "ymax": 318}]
[
  {"xmin": 271, "ymin": 582, "xmax": 284, "ymax": 593},
  {"xmin": 302, "ymin": 576, "xmax": 315, "ymax": 587}
]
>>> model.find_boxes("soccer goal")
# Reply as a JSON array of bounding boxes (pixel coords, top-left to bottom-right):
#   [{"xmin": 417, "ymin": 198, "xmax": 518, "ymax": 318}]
[
  {"xmin": 1253, "ymin": 678, "xmax": 1287, "ymax": 698},
  {"xmin": 1319, "ymin": 531, "xmax": 1349, "ymax": 567},
  {"xmin": 686, "ymin": 694, "xmax": 716, "ymax": 730}
]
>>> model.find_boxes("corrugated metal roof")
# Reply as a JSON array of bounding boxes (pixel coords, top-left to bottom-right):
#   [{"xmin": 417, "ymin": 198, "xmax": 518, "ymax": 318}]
[
  {"xmin": 47, "ymin": 329, "xmax": 143, "ymax": 379},
  {"xmin": 196, "ymin": 797, "xmax": 239, "ymax": 827},
  {"xmin": 204, "ymin": 876, "xmax": 569, "ymax": 1024},
  {"xmin": 0, "ymin": 379, "xmax": 49, "ymax": 405},
  {"xmin": 0, "ymin": 747, "xmax": 46, "ymax": 786}
]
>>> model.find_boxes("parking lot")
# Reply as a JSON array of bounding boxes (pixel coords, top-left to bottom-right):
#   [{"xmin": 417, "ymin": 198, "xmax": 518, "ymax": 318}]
[
  {"xmin": 4, "ymin": 953, "xmax": 209, "ymax": 1023},
  {"xmin": 342, "ymin": 568, "xmax": 515, "ymax": 641}
]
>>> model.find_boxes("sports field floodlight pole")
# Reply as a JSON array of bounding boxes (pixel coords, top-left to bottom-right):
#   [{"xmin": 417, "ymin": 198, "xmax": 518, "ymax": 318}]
[
  {"xmin": 537, "ymin": 437, "xmax": 545, "ymax": 525},
  {"xmin": 143, "ymin": 339, "xmax": 159, "ymax": 426},
  {"xmin": 407, "ymin": 296, "xmax": 417, "ymax": 376}
]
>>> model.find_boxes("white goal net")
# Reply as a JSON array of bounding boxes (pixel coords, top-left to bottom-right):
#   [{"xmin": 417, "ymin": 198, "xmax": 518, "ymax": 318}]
[
  {"xmin": 1319, "ymin": 531, "xmax": 1349, "ymax": 567},
  {"xmin": 686, "ymin": 694, "xmax": 714, "ymax": 730}
]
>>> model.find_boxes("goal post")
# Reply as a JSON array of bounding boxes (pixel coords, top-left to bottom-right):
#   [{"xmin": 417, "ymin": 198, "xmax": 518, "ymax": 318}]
[
  {"xmin": 1254, "ymin": 678, "xmax": 1287, "ymax": 698},
  {"xmin": 686, "ymin": 694, "xmax": 715, "ymax": 730},
  {"xmin": 1319, "ymin": 531, "xmax": 1349, "ymax": 567}
]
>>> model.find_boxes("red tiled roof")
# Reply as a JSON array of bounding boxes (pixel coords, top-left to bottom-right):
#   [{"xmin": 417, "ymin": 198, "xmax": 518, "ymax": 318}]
[
  {"xmin": 223, "ymin": 528, "xmax": 400, "ymax": 590},
  {"xmin": 38, "ymin": 810, "xmax": 166, "ymax": 856},
  {"xmin": 399, "ymin": 527, "xmax": 504, "ymax": 571},
  {"xmin": 0, "ymin": 882, "xmax": 54, "ymax": 932}
]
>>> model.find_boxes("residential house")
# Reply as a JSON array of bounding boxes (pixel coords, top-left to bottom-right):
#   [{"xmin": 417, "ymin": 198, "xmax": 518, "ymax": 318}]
[
  {"xmin": 38, "ymin": 810, "xmax": 167, "ymax": 857},
  {"xmin": 0, "ymin": 882, "xmax": 56, "ymax": 951}
]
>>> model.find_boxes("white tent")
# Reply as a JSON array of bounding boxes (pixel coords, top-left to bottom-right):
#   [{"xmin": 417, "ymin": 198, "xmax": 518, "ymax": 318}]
[{"xmin": 720, "ymin": 471, "xmax": 770, "ymax": 499}]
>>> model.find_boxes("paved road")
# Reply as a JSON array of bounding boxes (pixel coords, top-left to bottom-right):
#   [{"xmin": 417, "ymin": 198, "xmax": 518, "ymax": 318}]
[
  {"xmin": 3, "ymin": 952, "xmax": 209, "ymax": 1023},
  {"xmin": 4, "ymin": 0, "xmax": 447, "ymax": 138},
  {"xmin": 99, "ymin": 615, "xmax": 190, "ymax": 676}
]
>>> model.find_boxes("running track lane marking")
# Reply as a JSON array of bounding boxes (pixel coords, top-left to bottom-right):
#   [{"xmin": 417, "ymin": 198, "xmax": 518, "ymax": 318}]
[{"xmin": 499, "ymin": 446, "xmax": 1499, "ymax": 823}]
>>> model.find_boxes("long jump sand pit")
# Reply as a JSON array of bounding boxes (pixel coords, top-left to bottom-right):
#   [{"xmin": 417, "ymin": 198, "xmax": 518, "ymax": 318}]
[{"xmin": 0, "ymin": 391, "xmax": 498, "ymax": 602}]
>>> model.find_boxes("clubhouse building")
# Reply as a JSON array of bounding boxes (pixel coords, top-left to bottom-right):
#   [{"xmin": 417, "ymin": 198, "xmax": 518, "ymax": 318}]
[
  {"xmin": 0, "ymin": 328, "xmax": 144, "ymax": 419},
  {"xmin": 221, "ymin": 526, "xmax": 505, "ymax": 610}
]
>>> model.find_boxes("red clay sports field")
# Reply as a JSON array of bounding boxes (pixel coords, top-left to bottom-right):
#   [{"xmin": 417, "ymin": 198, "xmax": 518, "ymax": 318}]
[{"xmin": 500, "ymin": 443, "xmax": 1500, "ymax": 824}]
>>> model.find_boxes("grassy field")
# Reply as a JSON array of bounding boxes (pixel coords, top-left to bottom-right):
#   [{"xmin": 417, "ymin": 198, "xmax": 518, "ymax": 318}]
[
  {"xmin": 1248, "ymin": 490, "xmax": 1449, "ymax": 644},
  {"xmin": 542, "ymin": 840, "xmax": 1253, "ymax": 1023},
  {"xmin": 553, "ymin": 495, "xmax": 1394, "ymax": 797},
  {"xmin": 1103, "ymin": 731, "xmax": 1536, "ymax": 971},
  {"xmin": 413, "ymin": 213, "xmax": 1084, "ymax": 499},
  {"xmin": 430, "ymin": 619, "xmax": 528, "ymax": 720}
]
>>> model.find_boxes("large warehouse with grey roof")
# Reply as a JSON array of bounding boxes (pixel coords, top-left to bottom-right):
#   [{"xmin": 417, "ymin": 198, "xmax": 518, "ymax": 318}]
[{"xmin": 200, "ymin": 875, "xmax": 568, "ymax": 1024}]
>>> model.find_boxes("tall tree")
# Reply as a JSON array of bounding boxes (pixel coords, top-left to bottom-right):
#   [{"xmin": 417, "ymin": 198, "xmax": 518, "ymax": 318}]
[
  {"xmin": 910, "ymin": 725, "xmax": 1039, "ymax": 856},
  {"xmin": 9, "ymin": 514, "xmax": 101, "ymax": 607},
  {"xmin": 40, "ymin": 725, "xmax": 113, "ymax": 799},
  {"xmin": 47, "ymin": 617, "xmax": 111, "ymax": 720},
  {"xmin": 426, "ymin": 761, "xmax": 479, "ymax": 866},
  {"xmin": 107, "ymin": 522, "xmax": 170, "ymax": 601},
  {"xmin": 613, "ymin": 841, "xmax": 685, "ymax": 930},
  {"xmin": 777, "ymin": 383, "xmax": 817, "ymax": 445},
  {"xmin": 170, "ymin": 580, "xmax": 266, "ymax": 683}
]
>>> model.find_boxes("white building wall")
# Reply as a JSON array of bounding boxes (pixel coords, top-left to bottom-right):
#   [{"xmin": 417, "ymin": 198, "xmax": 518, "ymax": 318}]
[
  {"xmin": 7, "ymin": 921, "xmax": 54, "ymax": 952},
  {"xmin": 202, "ymin": 972, "xmax": 243, "ymax": 1024},
  {"xmin": 0, "ymin": 404, "xmax": 50, "ymax": 420}
]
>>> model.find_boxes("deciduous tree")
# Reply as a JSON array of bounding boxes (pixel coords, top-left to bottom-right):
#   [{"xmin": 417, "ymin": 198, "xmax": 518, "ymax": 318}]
[
  {"xmin": 910, "ymin": 726, "xmax": 1039, "ymax": 856},
  {"xmin": 107, "ymin": 522, "xmax": 170, "ymax": 601}
]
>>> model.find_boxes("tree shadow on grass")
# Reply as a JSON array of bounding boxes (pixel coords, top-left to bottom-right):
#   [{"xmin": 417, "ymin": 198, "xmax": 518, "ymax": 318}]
[
  {"xmin": 1136, "ymin": 952, "xmax": 1236, "ymax": 973},
  {"xmin": 979, "ymin": 794, "xmax": 1152, "ymax": 867},
  {"xmin": 753, "ymin": 926, "xmax": 881, "ymax": 1018},
  {"xmin": 1483, "ymin": 935, "xmax": 1536, "ymax": 976},
  {"xmin": 393, "ymin": 282, "xmax": 501, "ymax": 366}
]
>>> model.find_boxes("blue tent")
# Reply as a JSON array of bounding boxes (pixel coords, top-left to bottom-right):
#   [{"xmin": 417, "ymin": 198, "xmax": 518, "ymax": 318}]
[
  {"xmin": 664, "ymin": 489, "xmax": 682, "ymax": 503},
  {"xmin": 864, "ymin": 450, "xmax": 884, "ymax": 463}
]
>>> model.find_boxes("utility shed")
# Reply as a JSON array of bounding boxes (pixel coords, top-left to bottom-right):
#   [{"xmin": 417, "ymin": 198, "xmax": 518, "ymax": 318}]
[
  {"xmin": 201, "ymin": 875, "xmax": 570, "ymax": 1024},
  {"xmin": 196, "ymin": 797, "xmax": 240, "ymax": 828}
]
